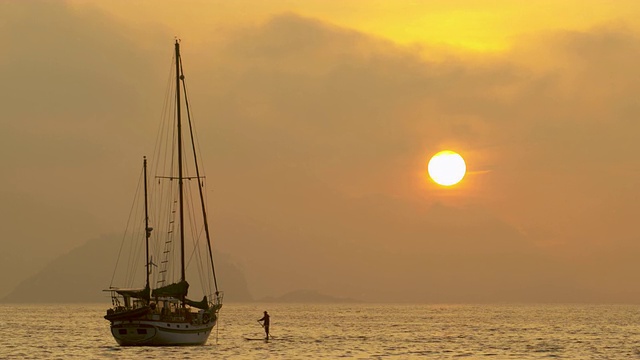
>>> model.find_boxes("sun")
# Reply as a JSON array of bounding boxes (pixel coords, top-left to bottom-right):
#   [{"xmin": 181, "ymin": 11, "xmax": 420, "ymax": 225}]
[{"xmin": 428, "ymin": 150, "xmax": 466, "ymax": 186}]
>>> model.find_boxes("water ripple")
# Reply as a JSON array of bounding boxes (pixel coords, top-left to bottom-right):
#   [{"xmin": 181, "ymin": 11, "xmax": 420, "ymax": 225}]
[{"xmin": 1, "ymin": 303, "xmax": 640, "ymax": 359}]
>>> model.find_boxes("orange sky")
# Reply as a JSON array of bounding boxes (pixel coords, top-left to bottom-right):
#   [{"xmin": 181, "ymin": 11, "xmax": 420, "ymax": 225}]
[
  {"xmin": 3, "ymin": 1, "xmax": 640, "ymax": 303},
  {"xmin": 72, "ymin": 0, "xmax": 640, "ymax": 52}
]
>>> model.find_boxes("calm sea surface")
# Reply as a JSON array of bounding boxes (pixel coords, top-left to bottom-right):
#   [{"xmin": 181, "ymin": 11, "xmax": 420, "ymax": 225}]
[{"xmin": 1, "ymin": 303, "xmax": 640, "ymax": 359}]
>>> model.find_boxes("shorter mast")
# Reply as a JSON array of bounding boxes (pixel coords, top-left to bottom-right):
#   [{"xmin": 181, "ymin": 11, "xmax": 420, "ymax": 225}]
[{"xmin": 143, "ymin": 156, "xmax": 151, "ymax": 296}]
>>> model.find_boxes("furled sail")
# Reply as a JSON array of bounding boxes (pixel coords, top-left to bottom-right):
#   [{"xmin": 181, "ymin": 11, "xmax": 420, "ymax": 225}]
[
  {"xmin": 115, "ymin": 285, "xmax": 150, "ymax": 301},
  {"xmin": 152, "ymin": 280, "xmax": 189, "ymax": 298},
  {"xmin": 186, "ymin": 296, "xmax": 209, "ymax": 310}
]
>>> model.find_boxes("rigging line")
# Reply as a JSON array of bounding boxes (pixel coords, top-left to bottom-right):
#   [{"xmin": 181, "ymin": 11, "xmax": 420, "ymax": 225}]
[
  {"xmin": 127, "ymin": 220, "xmax": 146, "ymax": 288},
  {"xmin": 151, "ymin": 54, "xmax": 176, "ymax": 179},
  {"xmin": 124, "ymin": 206, "xmax": 145, "ymax": 288},
  {"xmin": 183, "ymin": 184, "xmax": 207, "ymax": 293},
  {"xmin": 146, "ymin": 170, "xmax": 158, "ymax": 286},
  {"xmin": 109, "ymin": 165, "xmax": 145, "ymax": 287},
  {"xmin": 149, "ymin": 59, "xmax": 175, "ymax": 278},
  {"xmin": 154, "ymin": 143, "xmax": 176, "ymax": 286},
  {"xmin": 179, "ymin": 55, "xmax": 220, "ymax": 294},
  {"xmin": 176, "ymin": 62, "xmax": 207, "ymax": 180},
  {"xmin": 152, "ymin": 51, "xmax": 182, "ymax": 290},
  {"xmin": 151, "ymin": 53, "xmax": 176, "ymax": 226},
  {"xmin": 168, "ymin": 191, "xmax": 179, "ymax": 284},
  {"xmin": 190, "ymin": 179, "xmax": 213, "ymax": 294},
  {"xmin": 183, "ymin": 187, "xmax": 208, "ymax": 293},
  {"xmin": 174, "ymin": 122, "xmax": 209, "ymax": 295},
  {"xmin": 215, "ymin": 314, "xmax": 219, "ymax": 344},
  {"xmin": 184, "ymin": 186, "xmax": 199, "ymax": 268},
  {"xmin": 155, "ymin": 184, "xmax": 171, "ymax": 286},
  {"xmin": 179, "ymin": 74, "xmax": 212, "ymax": 292},
  {"xmin": 200, "ymin": 180, "xmax": 214, "ymax": 293},
  {"xmin": 160, "ymin": 196, "xmax": 178, "ymax": 285},
  {"xmin": 156, "ymin": 80, "xmax": 176, "ymax": 201},
  {"xmin": 147, "ymin": 194, "xmax": 159, "ymax": 287},
  {"xmin": 154, "ymin": 70, "xmax": 180, "ymax": 287}
]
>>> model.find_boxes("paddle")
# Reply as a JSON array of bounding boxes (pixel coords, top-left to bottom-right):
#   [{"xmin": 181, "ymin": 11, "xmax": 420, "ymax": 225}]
[{"xmin": 257, "ymin": 320, "xmax": 274, "ymax": 339}]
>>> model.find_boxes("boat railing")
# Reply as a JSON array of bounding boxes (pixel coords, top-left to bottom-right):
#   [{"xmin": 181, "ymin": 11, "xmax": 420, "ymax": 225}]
[{"xmin": 214, "ymin": 291, "xmax": 224, "ymax": 307}]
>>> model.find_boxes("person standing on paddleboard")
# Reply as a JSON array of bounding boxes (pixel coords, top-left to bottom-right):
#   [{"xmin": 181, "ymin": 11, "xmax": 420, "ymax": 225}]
[{"xmin": 258, "ymin": 311, "xmax": 270, "ymax": 339}]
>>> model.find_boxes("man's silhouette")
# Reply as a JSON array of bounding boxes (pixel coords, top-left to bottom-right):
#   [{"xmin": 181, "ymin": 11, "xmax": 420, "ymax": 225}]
[{"xmin": 258, "ymin": 311, "xmax": 270, "ymax": 339}]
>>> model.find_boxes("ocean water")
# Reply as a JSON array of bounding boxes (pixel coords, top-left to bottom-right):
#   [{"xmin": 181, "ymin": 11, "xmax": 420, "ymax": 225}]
[{"xmin": 1, "ymin": 303, "xmax": 640, "ymax": 359}]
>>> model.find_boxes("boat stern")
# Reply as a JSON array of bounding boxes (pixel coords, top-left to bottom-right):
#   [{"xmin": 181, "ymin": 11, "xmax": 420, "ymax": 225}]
[{"xmin": 111, "ymin": 323, "xmax": 157, "ymax": 346}]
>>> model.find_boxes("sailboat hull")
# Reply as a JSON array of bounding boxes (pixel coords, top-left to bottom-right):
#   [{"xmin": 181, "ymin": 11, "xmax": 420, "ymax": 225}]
[{"xmin": 110, "ymin": 320, "xmax": 216, "ymax": 346}]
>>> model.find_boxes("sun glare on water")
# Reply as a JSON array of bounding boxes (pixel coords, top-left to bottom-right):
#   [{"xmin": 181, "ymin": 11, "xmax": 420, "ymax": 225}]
[{"xmin": 428, "ymin": 150, "xmax": 466, "ymax": 186}]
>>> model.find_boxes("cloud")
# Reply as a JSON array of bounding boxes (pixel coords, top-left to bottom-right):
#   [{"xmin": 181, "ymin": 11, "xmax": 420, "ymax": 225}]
[
  {"xmin": 0, "ymin": 1, "xmax": 171, "ymax": 295},
  {"xmin": 202, "ymin": 14, "xmax": 640, "ymax": 301},
  {"xmin": 3, "ymin": 4, "xmax": 640, "ymax": 302}
]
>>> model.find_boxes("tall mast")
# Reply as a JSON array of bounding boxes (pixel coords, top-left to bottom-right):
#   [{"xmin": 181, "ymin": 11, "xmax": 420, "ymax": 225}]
[
  {"xmin": 175, "ymin": 40, "xmax": 186, "ymax": 285},
  {"xmin": 144, "ymin": 156, "xmax": 150, "ymax": 293}
]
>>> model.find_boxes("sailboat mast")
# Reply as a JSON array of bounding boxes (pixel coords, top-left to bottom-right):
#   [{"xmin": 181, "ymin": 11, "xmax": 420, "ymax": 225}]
[
  {"xmin": 175, "ymin": 40, "xmax": 186, "ymax": 285},
  {"xmin": 144, "ymin": 156, "xmax": 150, "ymax": 293}
]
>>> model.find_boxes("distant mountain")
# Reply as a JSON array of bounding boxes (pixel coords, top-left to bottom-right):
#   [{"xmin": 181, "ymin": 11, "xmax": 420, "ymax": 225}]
[
  {"xmin": 1, "ymin": 234, "xmax": 253, "ymax": 303},
  {"xmin": 259, "ymin": 289, "xmax": 361, "ymax": 303}
]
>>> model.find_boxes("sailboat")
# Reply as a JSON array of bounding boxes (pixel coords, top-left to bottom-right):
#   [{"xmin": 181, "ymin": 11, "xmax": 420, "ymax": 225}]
[{"xmin": 104, "ymin": 40, "xmax": 223, "ymax": 346}]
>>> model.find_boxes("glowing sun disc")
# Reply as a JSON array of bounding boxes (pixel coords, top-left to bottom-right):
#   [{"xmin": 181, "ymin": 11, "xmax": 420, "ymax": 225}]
[{"xmin": 428, "ymin": 150, "xmax": 466, "ymax": 186}]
